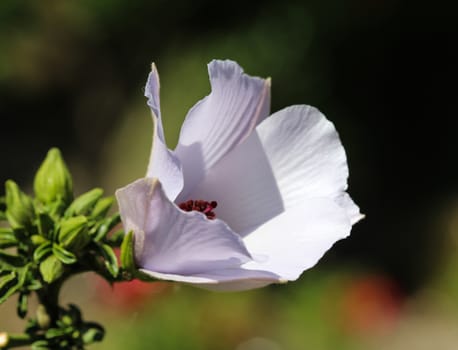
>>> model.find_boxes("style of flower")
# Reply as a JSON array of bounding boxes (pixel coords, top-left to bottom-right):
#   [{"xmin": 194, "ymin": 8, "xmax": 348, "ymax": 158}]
[{"xmin": 116, "ymin": 60, "xmax": 363, "ymax": 291}]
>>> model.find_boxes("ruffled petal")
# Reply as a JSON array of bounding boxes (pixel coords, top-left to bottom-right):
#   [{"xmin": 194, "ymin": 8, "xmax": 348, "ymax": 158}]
[
  {"xmin": 145, "ymin": 64, "xmax": 184, "ymax": 201},
  {"xmin": 115, "ymin": 178, "xmax": 253, "ymax": 276},
  {"xmin": 257, "ymin": 105, "xmax": 351, "ymax": 208},
  {"xmin": 175, "ymin": 59, "xmax": 271, "ymax": 200},
  {"xmin": 242, "ymin": 197, "xmax": 352, "ymax": 281}
]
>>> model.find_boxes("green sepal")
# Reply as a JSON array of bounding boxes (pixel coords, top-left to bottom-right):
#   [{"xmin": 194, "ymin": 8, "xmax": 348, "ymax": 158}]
[
  {"xmin": 97, "ymin": 243, "xmax": 119, "ymax": 278},
  {"xmin": 33, "ymin": 241, "xmax": 52, "ymax": 262},
  {"xmin": 5, "ymin": 180, "xmax": 35, "ymax": 229},
  {"xmin": 91, "ymin": 196, "xmax": 114, "ymax": 219},
  {"xmin": 36, "ymin": 212, "xmax": 55, "ymax": 239},
  {"xmin": 93, "ymin": 213, "xmax": 121, "ymax": 242},
  {"xmin": 34, "ymin": 148, "xmax": 73, "ymax": 206},
  {"xmin": 65, "ymin": 188, "xmax": 103, "ymax": 218},
  {"xmin": 40, "ymin": 255, "xmax": 64, "ymax": 283},
  {"xmin": 58, "ymin": 216, "xmax": 90, "ymax": 252},
  {"xmin": 52, "ymin": 244, "xmax": 77, "ymax": 265},
  {"xmin": 120, "ymin": 230, "xmax": 135, "ymax": 274},
  {"xmin": 17, "ymin": 291, "xmax": 28, "ymax": 318}
]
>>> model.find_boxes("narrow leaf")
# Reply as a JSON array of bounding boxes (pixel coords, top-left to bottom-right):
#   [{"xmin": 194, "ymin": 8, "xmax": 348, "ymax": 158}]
[
  {"xmin": 98, "ymin": 243, "xmax": 119, "ymax": 278},
  {"xmin": 33, "ymin": 241, "xmax": 52, "ymax": 262},
  {"xmin": 52, "ymin": 244, "xmax": 77, "ymax": 265}
]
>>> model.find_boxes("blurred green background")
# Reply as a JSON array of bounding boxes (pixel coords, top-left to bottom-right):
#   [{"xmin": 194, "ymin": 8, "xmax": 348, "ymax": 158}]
[{"xmin": 1, "ymin": 0, "xmax": 458, "ymax": 349}]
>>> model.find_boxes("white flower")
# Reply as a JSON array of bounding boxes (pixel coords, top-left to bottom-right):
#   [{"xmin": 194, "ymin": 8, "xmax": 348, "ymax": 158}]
[{"xmin": 116, "ymin": 60, "xmax": 363, "ymax": 291}]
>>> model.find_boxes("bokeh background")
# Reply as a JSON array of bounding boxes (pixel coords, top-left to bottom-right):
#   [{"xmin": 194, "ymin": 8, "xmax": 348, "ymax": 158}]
[{"xmin": 1, "ymin": 0, "xmax": 458, "ymax": 349}]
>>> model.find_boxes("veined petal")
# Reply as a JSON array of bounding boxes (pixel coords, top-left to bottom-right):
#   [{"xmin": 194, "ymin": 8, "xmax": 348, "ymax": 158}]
[
  {"xmin": 115, "ymin": 178, "xmax": 252, "ymax": 276},
  {"xmin": 256, "ymin": 105, "xmax": 353, "ymax": 208},
  {"xmin": 145, "ymin": 64, "xmax": 184, "ymax": 200},
  {"xmin": 175, "ymin": 60, "xmax": 271, "ymax": 200},
  {"xmin": 242, "ymin": 197, "xmax": 352, "ymax": 281}
]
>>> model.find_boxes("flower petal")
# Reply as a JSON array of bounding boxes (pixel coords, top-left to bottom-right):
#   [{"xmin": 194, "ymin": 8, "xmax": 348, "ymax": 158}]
[
  {"xmin": 145, "ymin": 64, "xmax": 184, "ymax": 200},
  {"xmin": 175, "ymin": 59, "xmax": 271, "ymax": 200},
  {"xmin": 256, "ymin": 105, "xmax": 351, "ymax": 208},
  {"xmin": 115, "ymin": 178, "xmax": 253, "ymax": 276},
  {"xmin": 242, "ymin": 197, "xmax": 352, "ymax": 281},
  {"xmin": 187, "ymin": 132, "xmax": 284, "ymax": 235},
  {"xmin": 138, "ymin": 268, "xmax": 280, "ymax": 291}
]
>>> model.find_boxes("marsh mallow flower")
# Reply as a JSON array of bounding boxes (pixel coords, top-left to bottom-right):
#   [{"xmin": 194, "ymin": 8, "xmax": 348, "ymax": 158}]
[{"xmin": 116, "ymin": 60, "xmax": 363, "ymax": 291}]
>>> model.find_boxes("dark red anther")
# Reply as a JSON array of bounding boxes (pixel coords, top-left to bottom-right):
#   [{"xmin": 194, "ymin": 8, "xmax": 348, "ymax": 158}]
[{"xmin": 177, "ymin": 199, "xmax": 218, "ymax": 220}]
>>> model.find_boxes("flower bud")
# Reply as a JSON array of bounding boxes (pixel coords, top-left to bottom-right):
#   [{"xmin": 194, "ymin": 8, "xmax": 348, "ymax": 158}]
[
  {"xmin": 34, "ymin": 148, "xmax": 73, "ymax": 206},
  {"xmin": 4, "ymin": 180, "xmax": 35, "ymax": 229},
  {"xmin": 39, "ymin": 255, "xmax": 64, "ymax": 284},
  {"xmin": 58, "ymin": 216, "xmax": 90, "ymax": 251}
]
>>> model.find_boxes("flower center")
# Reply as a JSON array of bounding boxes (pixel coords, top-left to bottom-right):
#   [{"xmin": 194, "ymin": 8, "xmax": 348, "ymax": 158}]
[{"xmin": 178, "ymin": 199, "xmax": 218, "ymax": 220}]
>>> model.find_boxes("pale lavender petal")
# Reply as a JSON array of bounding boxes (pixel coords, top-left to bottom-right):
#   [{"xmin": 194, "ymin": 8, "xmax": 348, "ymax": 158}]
[
  {"xmin": 335, "ymin": 192, "xmax": 364, "ymax": 225},
  {"xmin": 256, "ymin": 105, "xmax": 357, "ymax": 209},
  {"xmin": 115, "ymin": 178, "xmax": 253, "ymax": 276},
  {"xmin": 187, "ymin": 131, "xmax": 284, "ymax": 235},
  {"xmin": 175, "ymin": 60, "xmax": 271, "ymax": 200},
  {"xmin": 242, "ymin": 197, "xmax": 352, "ymax": 281},
  {"xmin": 145, "ymin": 64, "xmax": 184, "ymax": 200}
]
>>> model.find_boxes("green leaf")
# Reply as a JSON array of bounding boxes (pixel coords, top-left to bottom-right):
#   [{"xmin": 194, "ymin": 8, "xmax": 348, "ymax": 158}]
[
  {"xmin": 31, "ymin": 340, "xmax": 50, "ymax": 350},
  {"xmin": 34, "ymin": 148, "xmax": 73, "ymax": 206},
  {"xmin": 93, "ymin": 213, "xmax": 121, "ymax": 241},
  {"xmin": 52, "ymin": 244, "xmax": 77, "ymax": 265},
  {"xmin": 65, "ymin": 188, "xmax": 104, "ymax": 218},
  {"xmin": 91, "ymin": 196, "xmax": 114, "ymax": 219},
  {"xmin": 33, "ymin": 241, "xmax": 52, "ymax": 262},
  {"xmin": 82, "ymin": 323, "xmax": 105, "ymax": 344},
  {"xmin": 40, "ymin": 255, "xmax": 64, "ymax": 283},
  {"xmin": 0, "ymin": 270, "xmax": 18, "ymax": 304},
  {"xmin": 97, "ymin": 243, "xmax": 119, "ymax": 278},
  {"xmin": 17, "ymin": 291, "xmax": 28, "ymax": 318},
  {"xmin": 0, "ymin": 227, "xmax": 17, "ymax": 248}
]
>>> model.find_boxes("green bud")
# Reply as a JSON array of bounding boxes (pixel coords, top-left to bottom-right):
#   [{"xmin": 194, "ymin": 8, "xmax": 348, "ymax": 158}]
[
  {"xmin": 65, "ymin": 188, "xmax": 103, "ymax": 217},
  {"xmin": 34, "ymin": 148, "xmax": 73, "ymax": 206},
  {"xmin": 5, "ymin": 180, "xmax": 35, "ymax": 229},
  {"xmin": 58, "ymin": 216, "xmax": 90, "ymax": 251},
  {"xmin": 39, "ymin": 255, "xmax": 64, "ymax": 283},
  {"xmin": 36, "ymin": 304, "xmax": 51, "ymax": 329}
]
